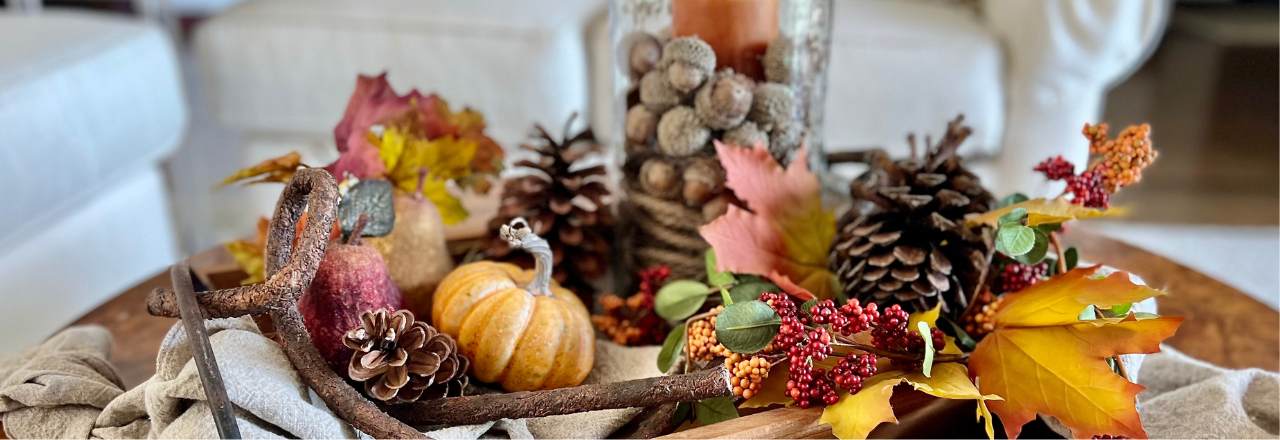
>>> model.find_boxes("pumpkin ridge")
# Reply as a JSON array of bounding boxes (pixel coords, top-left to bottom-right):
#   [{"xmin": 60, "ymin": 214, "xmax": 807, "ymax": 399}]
[
  {"xmin": 468, "ymin": 289, "xmax": 535, "ymax": 382},
  {"xmin": 499, "ymin": 295, "xmax": 566, "ymax": 391}
]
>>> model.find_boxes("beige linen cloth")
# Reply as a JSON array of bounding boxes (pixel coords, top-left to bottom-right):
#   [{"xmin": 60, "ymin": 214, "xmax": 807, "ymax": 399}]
[{"xmin": 0, "ymin": 318, "xmax": 660, "ymax": 439}]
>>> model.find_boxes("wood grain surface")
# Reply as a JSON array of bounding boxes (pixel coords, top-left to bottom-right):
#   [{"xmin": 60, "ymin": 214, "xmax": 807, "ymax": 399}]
[{"xmin": 31, "ymin": 232, "xmax": 1279, "ymax": 439}]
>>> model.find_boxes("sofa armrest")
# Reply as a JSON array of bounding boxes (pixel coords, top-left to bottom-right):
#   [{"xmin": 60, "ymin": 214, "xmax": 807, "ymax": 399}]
[{"xmin": 982, "ymin": 0, "xmax": 1169, "ymax": 195}]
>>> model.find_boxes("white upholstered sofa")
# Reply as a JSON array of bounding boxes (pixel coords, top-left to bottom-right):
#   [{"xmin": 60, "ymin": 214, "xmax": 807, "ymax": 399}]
[{"xmin": 0, "ymin": 9, "xmax": 187, "ymax": 352}]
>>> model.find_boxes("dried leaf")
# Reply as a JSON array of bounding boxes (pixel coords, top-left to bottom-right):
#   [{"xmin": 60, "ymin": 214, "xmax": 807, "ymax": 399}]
[
  {"xmin": 819, "ymin": 363, "xmax": 998, "ymax": 440},
  {"xmin": 700, "ymin": 142, "xmax": 839, "ymax": 299},
  {"xmin": 969, "ymin": 266, "xmax": 1183, "ymax": 439},
  {"xmin": 224, "ymin": 217, "xmax": 269, "ymax": 284},
  {"xmin": 967, "ymin": 198, "xmax": 1109, "ymax": 228},
  {"xmin": 220, "ymin": 152, "xmax": 301, "ymax": 186}
]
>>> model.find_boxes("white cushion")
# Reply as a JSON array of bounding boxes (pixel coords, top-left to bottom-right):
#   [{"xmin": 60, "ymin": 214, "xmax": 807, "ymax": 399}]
[
  {"xmin": 193, "ymin": 0, "xmax": 603, "ymax": 147},
  {"xmin": 0, "ymin": 10, "xmax": 187, "ymax": 250},
  {"xmin": 824, "ymin": 0, "xmax": 1003, "ymax": 158}
]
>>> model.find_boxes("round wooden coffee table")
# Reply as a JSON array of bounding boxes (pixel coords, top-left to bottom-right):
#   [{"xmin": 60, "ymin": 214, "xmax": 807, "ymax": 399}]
[{"xmin": 48, "ymin": 230, "xmax": 1280, "ymax": 438}]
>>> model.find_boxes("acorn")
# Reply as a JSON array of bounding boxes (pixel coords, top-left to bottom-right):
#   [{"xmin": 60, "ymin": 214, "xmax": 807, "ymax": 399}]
[
  {"xmin": 682, "ymin": 156, "xmax": 725, "ymax": 206},
  {"xmin": 640, "ymin": 70, "xmax": 681, "ymax": 113},
  {"xmin": 769, "ymin": 120, "xmax": 804, "ymax": 166},
  {"xmin": 762, "ymin": 36, "xmax": 795, "ymax": 84},
  {"xmin": 657, "ymin": 106, "xmax": 710, "ymax": 157},
  {"xmin": 639, "ymin": 157, "xmax": 680, "ymax": 198},
  {"xmin": 660, "ymin": 37, "xmax": 715, "ymax": 93},
  {"xmin": 748, "ymin": 83, "xmax": 796, "ymax": 131},
  {"xmin": 702, "ymin": 194, "xmax": 731, "ymax": 222},
  {"xmin": 724, "ymin": 121, "xmax": 769, "ymax": 149},
  {"xmin": 625, "ymin": 105, "xmax": 659, "ymax": 145},
  {"xmin": 695, "ymin": 71, "xmax": 754, "ymax": 130},
  {"xmin": 629, "ymin": 33, "xmax": 662, "ymax": 76}
]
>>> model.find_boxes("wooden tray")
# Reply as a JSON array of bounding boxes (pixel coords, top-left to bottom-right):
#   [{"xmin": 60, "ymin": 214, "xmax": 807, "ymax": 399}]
[{"xmin": 40, "ymin": 229, "xmax": 1280, "ymax": 438}]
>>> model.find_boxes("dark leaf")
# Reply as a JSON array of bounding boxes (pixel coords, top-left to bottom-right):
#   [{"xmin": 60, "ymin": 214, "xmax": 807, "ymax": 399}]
[{"xmin": 338, "ymin": 179, "xmax": 395, "ymax": 237}]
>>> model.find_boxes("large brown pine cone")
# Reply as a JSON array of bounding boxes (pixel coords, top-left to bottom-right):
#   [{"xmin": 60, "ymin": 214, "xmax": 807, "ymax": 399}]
[
  {"xmin": 829, "ymin": 115, "xmax": 995, "ymax": 317},
  {"xmin": 344, "ymin": 309, "xmax": 470, "ymax": 403},
  {"xmin": 486, "ymin": 115, "xmax": 613, "ymax": 297}
]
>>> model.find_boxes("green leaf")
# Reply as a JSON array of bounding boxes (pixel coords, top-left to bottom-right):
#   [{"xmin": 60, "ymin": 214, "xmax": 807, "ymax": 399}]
[
  {"xmin": 728, "ymin": 280, "xmax": 779, "ymax": 303},
  {"xmin": 998, "ymin": 193, "xmax": 1030, "ymax": 209},
  {"xmin": 674, "ymin": 402, "xmax": 693, "ymax": 425},
  {"xmin": 657, "ymin": 323, "xmax": 686, "ymax": 372},
  {"xmin": 694, "ymin": 396, "xmax": 739, "ymax": 425},
  {"xmin": 1035, "ymin": 222, "xmax": 1063, "ymax": 234},
  {"xmin": 917, "ymin": 321, "xmax": 935, "ymax": 377},
  {"xmin": 715, "ymin": 300, "xmax": 782, "ymax": 353},
  {"xmin": 1106, "ymin": 303, "xmax": 1133, "ymax": 317},
  {"xmin": 655, "ymin": 280, "xmax": 712, "ymax": 321},
  {"xmin": 706, "ymin": 249, "xmax": 736, "ymax": 288},
  {"xmin": 1012, "ymin": 228, "xmax": 1050, "ymax": 264},
  {"xmin": 939, "ymin": 316, "xmax": 977, "ymax": 352},
  {"xmin": 1064, "ymin": 247, "xmax": 1079, "ymax": 270},
  {"xmin": 996, "ymin": 224, "xmax": 1036, "ymax": 256},
  {"xmin": 998, "ymin": 207, "xmax": 1028, "ymax": 226},
  {"xmin": 800, "ymin": 298, "xmax": 818, "ymax": 315}
]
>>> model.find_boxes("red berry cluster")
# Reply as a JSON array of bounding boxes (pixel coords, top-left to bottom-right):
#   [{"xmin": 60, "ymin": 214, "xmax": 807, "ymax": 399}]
[
  {"xmin": 1066, "ymin": 169, "xmax": 1110, "ymax": 208},
  {"xmin": 871, "ymin": 304, "xmax": 944, "ymax": 354},
  {"xmin": 1034, "ymin": 155, "xmax": 1076, "ymax": 180},
  {"xmin": 761, "ymin": 294, "xmax": 897, "ymax": 408},
  {"xmin": 996, "ymin": 261, "xmax": 1049, "ymax": 294},
  {"xmin": 831, "ymin": 353, "xmax": 877, "ymax": 393},
  {"xmin": 590, "ymin": 265, "xmax": 672, "ymax": 345},
  {"xmin": 636, "ymin": 265, "xmax": 672, "ymax": 297}
]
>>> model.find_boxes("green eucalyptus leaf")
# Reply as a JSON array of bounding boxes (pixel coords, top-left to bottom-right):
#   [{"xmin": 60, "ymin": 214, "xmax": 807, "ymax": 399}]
[
  {"xmin": 1065, "ymin": 247, "xmax": 1079, "ymax": 270},
  {"xmin": 694, "ymin": 396, "xmax": 739, "ymax": 425},
  {"xmin": 1012, "ymin": 229, "xmax": 1050, "ymax": 264},
  {"xmin": 997, "ymin": 193, "xmax": 1030, "ymax": 208},
  {"xmin": 728, "ymin": 280, "xmax": 779, "ymax": 303},
  {"xmin": 655, "ymin": 280, "xmax": 712, "ymax": 321},
  {"xmin": 1106, "ymin": 303, "xmax": 1133, "ymax": 317},
  {"xmin": 705, "ymin": 249, "xmax": 735, "ymax": 288},
  {"xmin": 715, "ymin": 300, "xmax": 781, "ymax": 353},
  {"xmin": 998, "ymin": 207, "xmax": 1029, "ymax": 226},
  {"xmin": 997, "ymin": 224, "xmax": 1036, "ymax": 256},
  {"xmin": 657, "ymin": 323, "xmax": 687, "ymax": 372},
  {"xmin": 939, "ymin": 316, "xmax": 977, "ymax": 352},
  {"xmin": 1035, "ymin": 222, "xmax": 1063, "ymax": 233}
]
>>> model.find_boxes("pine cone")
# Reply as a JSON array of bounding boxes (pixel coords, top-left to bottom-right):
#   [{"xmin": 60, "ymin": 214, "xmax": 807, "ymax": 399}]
[
  {"xmin": 344, "ymin": 309, "xmax": 470, "ymax": 403},
  {"xmin": 829, "ymin": 115, "xmax": 995, "ymax": 317},
  {"xmin": 487, "ymin": 114, "xmax": 613, "ymax": 298}
]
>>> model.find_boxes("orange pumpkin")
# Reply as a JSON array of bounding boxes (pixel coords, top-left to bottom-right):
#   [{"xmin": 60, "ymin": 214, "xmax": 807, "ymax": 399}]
[{"xmin": 432, "ymin": 218, "xmax": 594, "ymax": 391}]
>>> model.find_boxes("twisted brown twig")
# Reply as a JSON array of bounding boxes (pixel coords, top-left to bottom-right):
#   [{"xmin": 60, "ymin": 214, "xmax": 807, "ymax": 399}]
[{"xmin": 147, "ymin": 168, "xmax": 735, "ymax": 436}]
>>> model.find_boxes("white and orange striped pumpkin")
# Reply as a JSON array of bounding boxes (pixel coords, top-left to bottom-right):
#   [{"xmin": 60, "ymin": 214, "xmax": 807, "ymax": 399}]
[{"xmin": 431, "ymin": 219, "xmax": 594, "ymax": 391}]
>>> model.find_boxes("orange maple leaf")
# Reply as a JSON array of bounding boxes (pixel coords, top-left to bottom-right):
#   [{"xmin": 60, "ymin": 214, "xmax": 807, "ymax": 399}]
[{"xmin": 968, "ymin": 266, "xmax": 1182, "ymax": 439}]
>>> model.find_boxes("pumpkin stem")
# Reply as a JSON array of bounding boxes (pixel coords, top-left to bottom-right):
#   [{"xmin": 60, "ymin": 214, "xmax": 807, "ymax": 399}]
[{"xmin": 500, "ymin": 217, "xmax": 554, "ymax": 296}]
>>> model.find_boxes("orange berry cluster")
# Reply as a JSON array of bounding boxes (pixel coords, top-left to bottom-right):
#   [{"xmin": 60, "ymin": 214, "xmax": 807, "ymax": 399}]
[
  {"xmin": 591, "ymin": 266, "xmax": 672, "ymax": 345},
  {"xmin": 687, "ymin": 306, "xmax": 731, "ymax": 362},
  {"xmin": 1084, "ymin": 122, "xmax": 1157, "ymax": 192},
  {"xmin": 725, "ymin": 353, "xmax": 771, "ymax": 399},
  {"xmin": 963, "ymin": 290, "xmax": 1004, "ymax": 337}
]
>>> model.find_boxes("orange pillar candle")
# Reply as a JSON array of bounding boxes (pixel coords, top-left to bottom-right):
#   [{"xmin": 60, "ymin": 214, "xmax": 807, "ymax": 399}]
[{"xmin": 672, "ymin": 0, "xmax": 779, "ymax": 80}]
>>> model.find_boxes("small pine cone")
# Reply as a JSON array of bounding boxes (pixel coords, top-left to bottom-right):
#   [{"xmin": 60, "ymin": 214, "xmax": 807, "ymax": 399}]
[
  {"xmin": 344, "ymin": 309, "xmax": 470, "ymax": 403},
  {"xmin": 640, "ymin": 70, "xmax": 681, "ymax": 113},
  {"xmin": 724, "ymin": 121, "xmax": 768, "ymax": 149},
  {"xmin": 762, "ymin": 36, "xmax": 795, "ymax": 84},
  {"xmin": 625, "ymin": 105, "xmax": 659, "ymax": 145},
  {"xmin": 726, "ymin": 354, "xmax": 771, "ymax": 399},
  {"xmin": 748, "ymin": 83, "xmax": 795, "ymax": 131},
  {"xmin": 695, "ymin": 70, "xmax": 754, "ymax": 129},
  {"xmin": 657, "ymin": 106, "xmax": 710, "ymax": 156},
  {"xmin": 682, "ymin": 156, "xmax": 726, "ymax": 206},
  {"xmin": 629, "ymin": 33, "xmax": 662, "ymax": 76},
  {"xmin": 639, "ymin": 157, "xmax": 680, "ymax": 198}
]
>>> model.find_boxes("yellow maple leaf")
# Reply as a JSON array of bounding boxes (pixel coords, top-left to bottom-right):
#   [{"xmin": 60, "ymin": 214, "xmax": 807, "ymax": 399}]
[
  {"xmin": 820, "ymin": 363, "xmax": 999, "ymax": 439},
  {"xmin": 373, "ymin": 125, "xmax": 478, "ymax": 224},
  {"xmin": 219, "ymin": 151, "xmax": 301, "ymax": 186},
  {"xmin": 968, "ymin": 266, "xmax": 1183, "ymax": 439},
  {"xmin": 966, "ymin": 197, "xmax": 1109, "ymax": 227},
  {"xmin": 224, "ymin": 217, "xmax": 269, "ymax": 284}
]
